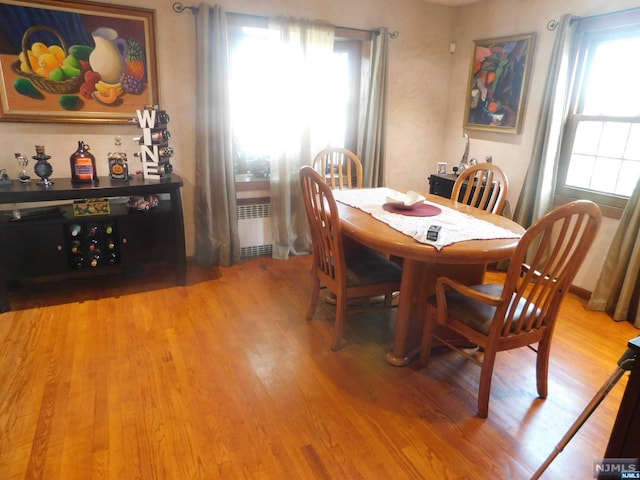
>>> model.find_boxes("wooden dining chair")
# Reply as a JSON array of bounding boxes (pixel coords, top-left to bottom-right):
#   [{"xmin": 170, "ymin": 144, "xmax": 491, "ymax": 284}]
[
  {"xmin": 312, "ymin": 147, "xmax": 363, "ymax": 189},
  {"xmin": 452, "ymin": 163, "xmax": 508, "ymax": 215},
  {"xmin": 420, "ymin": 200, "xmax": 602, "ymax": 418},
  {"xmin": 299, "ymin": 166, "xmax": 402, "ymax": 350}
]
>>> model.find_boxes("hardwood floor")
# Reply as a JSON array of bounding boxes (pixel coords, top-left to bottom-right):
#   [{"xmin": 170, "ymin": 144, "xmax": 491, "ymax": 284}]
[{"xmin": 0, "ymin": 255, "xmax": 638, "ymax": 479}]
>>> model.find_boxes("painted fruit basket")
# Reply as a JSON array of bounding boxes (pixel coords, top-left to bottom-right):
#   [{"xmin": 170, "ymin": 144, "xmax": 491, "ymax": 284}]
[{"xmin": 10, "ymin": 25, "xmax": 83, "ymax": 94}]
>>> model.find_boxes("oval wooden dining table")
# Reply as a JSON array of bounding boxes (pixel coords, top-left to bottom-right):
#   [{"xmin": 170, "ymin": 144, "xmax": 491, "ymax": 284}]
[{"xmin": 337, "ymin": 193, "xmax": 525, "ymax": 366}]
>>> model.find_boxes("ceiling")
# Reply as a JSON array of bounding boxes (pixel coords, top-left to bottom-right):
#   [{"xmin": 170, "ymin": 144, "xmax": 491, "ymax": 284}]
[{"xmin": 425, "ymin": 0, "xmax": 485, "ymax": 5}]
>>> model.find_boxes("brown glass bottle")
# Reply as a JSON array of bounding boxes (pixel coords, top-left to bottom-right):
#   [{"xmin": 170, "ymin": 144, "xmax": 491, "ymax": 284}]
[{"xmin": 70, "ymin": 141, "xmax": 98, "ymax": 184}]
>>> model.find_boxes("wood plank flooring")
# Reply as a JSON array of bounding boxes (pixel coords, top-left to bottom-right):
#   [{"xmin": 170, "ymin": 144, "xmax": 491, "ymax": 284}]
[{"xmin": 0, "ymin": 255, "xmax": 638, "ymax": 479}]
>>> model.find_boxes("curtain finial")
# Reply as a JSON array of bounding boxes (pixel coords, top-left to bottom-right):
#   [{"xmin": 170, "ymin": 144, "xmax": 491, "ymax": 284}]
[{"xmin": 172, "ymin": 2, "xmax": 199, "ymax": 14}]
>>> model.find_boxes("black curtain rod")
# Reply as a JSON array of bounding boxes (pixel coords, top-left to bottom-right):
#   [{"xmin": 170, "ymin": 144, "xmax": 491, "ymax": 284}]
[
  {"xmin": 547, "ymin": 6, "xmax": 640, "ymax": 31},
  {"xmin": 171, "ymin": 2, "xmax": 399, "ymax": 38},
  {"xmin": 172, "ymin": 2, "xmax": 198, "ymax": 14}
]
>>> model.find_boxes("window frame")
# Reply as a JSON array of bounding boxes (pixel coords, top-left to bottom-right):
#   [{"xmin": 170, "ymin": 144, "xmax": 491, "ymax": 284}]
[
  {"xmin": 554, "ymin": 11, "xmax": 640, "ymax": 218},
  {"xmin": 333, "ymin": 37, "xmax": 365, "ymax": 152}
]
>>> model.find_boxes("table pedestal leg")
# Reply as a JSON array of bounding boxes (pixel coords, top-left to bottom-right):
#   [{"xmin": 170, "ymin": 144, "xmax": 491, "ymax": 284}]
[{"xmin": 385, "ymin": 259, "xmax": 486, "ymax": 366}]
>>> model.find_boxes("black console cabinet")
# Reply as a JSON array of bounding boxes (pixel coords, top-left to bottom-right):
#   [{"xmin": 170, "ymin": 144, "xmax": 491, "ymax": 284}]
[
  {"xmin": 428, "ymin": 173, "xmax": 458, "ymax": 198},
  {"xmin": 0, "ymin": 175, "xmax": 186, "ymax": 312},
  {"xmin": 428, "ymin": 172, "xmax": 493, "ymax": 205}
]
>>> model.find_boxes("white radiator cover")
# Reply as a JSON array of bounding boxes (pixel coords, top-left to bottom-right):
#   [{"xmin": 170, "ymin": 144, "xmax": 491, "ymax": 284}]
[{"xmin": 237, "ymin": 203, "xmax": 273, "ymax": 258}]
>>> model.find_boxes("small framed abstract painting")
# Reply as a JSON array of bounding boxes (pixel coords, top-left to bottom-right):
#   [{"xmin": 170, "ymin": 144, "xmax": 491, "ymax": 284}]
[{"xmin": 463, "ymin": 33, "xmax": 535, "ymax": 134}]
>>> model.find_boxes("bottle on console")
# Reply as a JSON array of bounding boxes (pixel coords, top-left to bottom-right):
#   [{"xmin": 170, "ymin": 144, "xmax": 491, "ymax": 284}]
[
  {"xmin": 133, "ymin": 130, "xmax": 170, "ymax": 144},
  {"xmin": 70, "ymin": 240, "xmax": 81, "ymax": 254},
  {"xmin": 88, "ymin": 238, "xmax": 100, "ymax": 252},
  {"xmin": 107, "ymin": 252, "xmax": 118, "ymax": 264},
  {"xmin": 70, "ymin": 141, "xmax": 98, "ymax": 184},
  {"xmin": 156, "ymin": 110, "xmax": 170, "ymax": 125},
  {"xmin": 89, "ymin": 249, "xmax": 101, "ymax": 267},
  {"xmin": 71, "ymin": 254, "xmax": 85, "ymax": 269},
  {"xmin": 108, "ymin": 136, "xmax": 129, "ymax": 182}
]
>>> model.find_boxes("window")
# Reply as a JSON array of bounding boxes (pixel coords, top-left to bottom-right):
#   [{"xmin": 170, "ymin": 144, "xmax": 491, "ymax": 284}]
[
  {"xmin": 556, "ymin": 13, "xmax": 640, "ymax": 212},
  {"xmin": 227, "ymin": 19, "xmax": 366, "ymax": 177}
]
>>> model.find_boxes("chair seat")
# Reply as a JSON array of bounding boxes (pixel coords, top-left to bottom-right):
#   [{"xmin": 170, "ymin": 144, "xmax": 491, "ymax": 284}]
[
  {"xmin": 429, "ymin": 283, "xmax": 542, "ymax": 335},
  {"xmin": 345, "ymin": 247, "xmax": 402, "ymax": 287}
]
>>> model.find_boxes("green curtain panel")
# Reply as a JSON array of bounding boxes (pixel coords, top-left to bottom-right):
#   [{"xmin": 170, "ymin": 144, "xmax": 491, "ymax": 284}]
[{"xmin": 588, "ymin": 177, "xmax": 640, "ymax": 328}]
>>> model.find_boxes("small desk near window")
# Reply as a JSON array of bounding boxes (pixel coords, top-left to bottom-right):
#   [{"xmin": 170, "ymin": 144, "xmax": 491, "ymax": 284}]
[
  {"xmin": 428, "ymin": 173, "xmax": 458, "ymax": 199},
  {"xmin": 429, "ymin": 173, "xmax": 495, "ymax": 204}
]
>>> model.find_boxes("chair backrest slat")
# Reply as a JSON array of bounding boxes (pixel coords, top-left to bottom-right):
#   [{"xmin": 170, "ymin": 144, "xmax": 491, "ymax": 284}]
[
  {"xmin": 300, "ymin": 166, "xmax": 345, "ymax": 286},
  {"xmin": 312, "ymin": 147, "xmax": 363, "ymax": 189},
  {"xmin": 498, "ymin": 200, "xmax": 601, "ymax": 337},
  {"xmin": 452, "ymin": 163, "xmax": 508, "ymax": 215}
]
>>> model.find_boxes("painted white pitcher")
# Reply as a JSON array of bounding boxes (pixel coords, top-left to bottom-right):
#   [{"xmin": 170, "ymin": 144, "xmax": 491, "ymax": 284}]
[{"xmin": 89, "ymin": 27, "xmax": 128, "ymax": 84}]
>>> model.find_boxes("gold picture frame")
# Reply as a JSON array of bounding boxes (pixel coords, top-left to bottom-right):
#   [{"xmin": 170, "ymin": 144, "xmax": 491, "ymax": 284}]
[
  {"xmin": 463, "ymin": 33, "xmax": 535, "ymax": 134},
  {"xmin": 0, "ymin": 0, "xmax": 158, "ymax": 123}
]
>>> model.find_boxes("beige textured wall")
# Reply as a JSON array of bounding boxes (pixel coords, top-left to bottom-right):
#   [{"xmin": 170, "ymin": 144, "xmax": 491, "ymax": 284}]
[
  {"xmin": 0, "ymin": 0, "xmax": 633, "ymax": 291},
  {"xmin": 439, "ymin": 0, "xmax": 639, "ymax": 291},
  {"xmin": 0, "ymin": 0, "xmax": 454, "ymax": 261}
]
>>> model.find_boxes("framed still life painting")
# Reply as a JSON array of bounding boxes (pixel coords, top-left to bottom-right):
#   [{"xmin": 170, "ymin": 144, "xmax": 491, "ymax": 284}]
[
  {"xmin": 0, "ymin": 0, "xmax": 158, "ymax": 123},
  {"xmin": 463, "ymin": 33, "xmax": 535, "ymax": 134}
]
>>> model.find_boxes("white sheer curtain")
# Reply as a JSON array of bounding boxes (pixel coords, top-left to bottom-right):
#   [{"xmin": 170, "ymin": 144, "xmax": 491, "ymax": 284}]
[
  {"xmin": 266, "ymin": 19, "xmax": 335, "ymax": 260},
  {"xmin": 191, "ymin": 9, "xmax": 388, "ymax": 262},
  {"xmin": 193, "ymin": 3, "xmax": 240, "ymax": 267}
]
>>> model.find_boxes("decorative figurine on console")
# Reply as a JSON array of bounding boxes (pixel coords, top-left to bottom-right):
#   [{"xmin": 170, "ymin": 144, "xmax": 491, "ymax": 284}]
[
  {"xmin": 458, "ymin": 133, "xmax": 470, "ymax": 176},
  {"xmin": 108, "ymin": 136, "xmax": 129, "ymax": 181},
  {"xmin": 131, "ymin": 104, "xmax": 173, "ymax": 179},
  {"xmin": 15, "ymin": 153, "xmax": 30, "ymax": 183},
  {"xmin": 126, "ymin": 194, "xmax": 160, "ymax": 211},
  {"xmin": 0, "ymin": 168, "xmax": 11, "ymax": 186},
  {"xmin": 33, "ymin": 145, "xmax": 54, "ymax": 186}
]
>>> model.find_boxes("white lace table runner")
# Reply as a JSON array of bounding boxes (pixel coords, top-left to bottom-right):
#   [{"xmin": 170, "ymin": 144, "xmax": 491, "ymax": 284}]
[{"xmin": 333, "ymin": 187, "xmax": 522, "ymax": 250}]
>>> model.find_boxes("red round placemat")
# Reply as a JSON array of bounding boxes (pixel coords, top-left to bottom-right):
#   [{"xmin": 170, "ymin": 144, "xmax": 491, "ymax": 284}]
[{"xmin": 382, "ymin": 203, "xmax": 442, "ymax": 217}]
